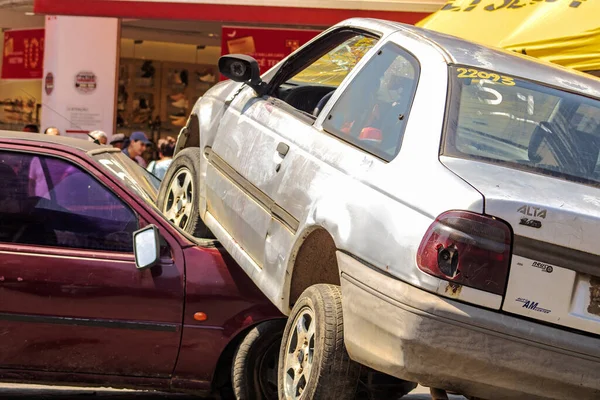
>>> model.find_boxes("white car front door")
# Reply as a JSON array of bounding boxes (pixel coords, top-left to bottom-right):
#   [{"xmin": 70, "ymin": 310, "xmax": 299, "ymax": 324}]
[{"xmin": 204, "ymin": 30, "xmax": 379, "ymax": 280}]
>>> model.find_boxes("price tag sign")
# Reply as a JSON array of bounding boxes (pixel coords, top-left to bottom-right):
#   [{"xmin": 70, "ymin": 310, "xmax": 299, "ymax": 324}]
[{"xmin": 2, "ymin": 29, "xmax": 45, "ymax": 80}]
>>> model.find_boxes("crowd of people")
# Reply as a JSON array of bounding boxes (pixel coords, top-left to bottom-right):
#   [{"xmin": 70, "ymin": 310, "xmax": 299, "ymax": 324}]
[{"xmin": 21, "ymin": 124, "xmax": 175, "ymax": 180}]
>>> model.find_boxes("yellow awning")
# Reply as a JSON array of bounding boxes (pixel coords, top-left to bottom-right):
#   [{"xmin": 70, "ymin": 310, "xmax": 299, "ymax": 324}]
[{"xmin": 416, "ymin": 0, "xmax": 600, "ymax": 72}]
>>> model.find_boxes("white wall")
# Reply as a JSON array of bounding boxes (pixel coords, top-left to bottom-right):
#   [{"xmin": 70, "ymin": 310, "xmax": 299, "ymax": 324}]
[{"xmin": 41, "ymin": 16, "xmax": 119, "ymax": 139}]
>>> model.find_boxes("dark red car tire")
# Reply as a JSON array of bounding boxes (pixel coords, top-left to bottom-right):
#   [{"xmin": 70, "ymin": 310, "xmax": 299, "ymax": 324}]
[{"xmin": 232, "ymin": 319, "xmax": 286, "ymax": 400}]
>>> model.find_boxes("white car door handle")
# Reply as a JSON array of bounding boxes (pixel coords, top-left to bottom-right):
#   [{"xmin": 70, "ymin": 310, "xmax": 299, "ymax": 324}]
[
  {"xmin": 276, "ymin": 142, "xmax": 289, "ymax": 157},
  {"xmin": 274, "ymin": 143, "xmax": 289, "ymax": 172}
]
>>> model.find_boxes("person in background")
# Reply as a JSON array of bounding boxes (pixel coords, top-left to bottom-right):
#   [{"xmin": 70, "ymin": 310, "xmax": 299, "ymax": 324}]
[
  {"xmin": 109, "ymin": 133, "xmax": 126, "ymax": 149},
  {"xmin": 119, "ymin": 135, "xmax": 147, "ymax": 167},
  {"xmin": 23, "ymin": 124, "xmax": 39, "ymax": 133},
  {"xmin": 44, "ymin": 126, "xmax": 60, "ymax": 136},
  {"xmin": 89, "ymin": 130, "xmax": 108, "ymax": 145},
  {"xmin": 147, "ymin": 136, "xmax": 175, "ymax": 180},
  {"xmin": 123, "ymin": 131, "xmax": 150, "ymax": 168}
]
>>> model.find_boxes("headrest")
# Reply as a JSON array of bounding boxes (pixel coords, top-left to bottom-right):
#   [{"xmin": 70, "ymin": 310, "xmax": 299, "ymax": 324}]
[{"xmin": 528, "ymin": 121, "xmax": 553, "ymax": 163}]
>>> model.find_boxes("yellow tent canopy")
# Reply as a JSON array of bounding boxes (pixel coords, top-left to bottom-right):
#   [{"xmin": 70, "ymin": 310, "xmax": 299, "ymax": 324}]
[{"xmin": 416, "ymin": 0, "xmax": 600, "ymax": 73}]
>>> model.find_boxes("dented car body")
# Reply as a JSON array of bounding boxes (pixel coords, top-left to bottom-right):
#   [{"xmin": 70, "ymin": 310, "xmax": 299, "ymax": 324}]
[{"xmin": 176, "ymin": 18, "xmax": 600, "ymax": 399}]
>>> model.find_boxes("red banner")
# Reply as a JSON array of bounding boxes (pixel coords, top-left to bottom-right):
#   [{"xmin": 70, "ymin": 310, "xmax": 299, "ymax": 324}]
[
  {"xmin": 2, "ymin": 29, "xmax": 45, "ymax": 80},
  {"xmin": 221, "ymin": 26, "xmax": 321, "ymax": 78}
]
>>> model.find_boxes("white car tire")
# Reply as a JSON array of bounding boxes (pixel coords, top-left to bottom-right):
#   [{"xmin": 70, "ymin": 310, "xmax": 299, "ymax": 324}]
[
  {"xmin": 278, "ymin": 284, "xmax": 360, "ymax": 400},
  {"xmin": 157, "ymin": 147, "xmax": 213, "ymax": 238}
]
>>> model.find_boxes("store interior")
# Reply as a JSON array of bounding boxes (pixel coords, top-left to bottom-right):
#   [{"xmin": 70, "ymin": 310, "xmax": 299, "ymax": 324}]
[
  {"xmin": 1, "ymin": 8, "xmax": 322, "ymax": 142},
  {"xmin": 115, "ymin": 19, "xmax": 224, "ymax": 142},
  {"xmin": 1, "ymin": 13, "xmax": 225, "ymax": 138}
]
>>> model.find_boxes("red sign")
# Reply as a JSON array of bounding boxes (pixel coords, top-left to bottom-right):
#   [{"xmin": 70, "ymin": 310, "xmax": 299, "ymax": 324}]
[
  {"xmin": 221, "ymin": 26, "xmax": 321, "ymax": 78},
  {"xmin": 45, "ymin": 72, "xmax": 54, "ymax": 95},
  {"xmin": 2, "ymin": 29, "xmax": 45, "ymax": 80}
]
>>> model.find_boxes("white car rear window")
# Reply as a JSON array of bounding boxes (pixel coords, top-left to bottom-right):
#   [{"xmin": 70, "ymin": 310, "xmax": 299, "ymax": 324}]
[{"xmin": 444, "ymin": 66, "xmax": 600, "ymax": 185}]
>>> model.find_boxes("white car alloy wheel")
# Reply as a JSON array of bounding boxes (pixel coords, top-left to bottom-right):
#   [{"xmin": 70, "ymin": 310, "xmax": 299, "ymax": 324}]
[
  {"xmin": 278, "ymin": 285, "xmax": 360, "ymax": 400},
  {"xmin": 283, "ymin": 307, "xmax": 316, "ymax": 399},
  {"xmin": 163, "ymin": 167, "xmax": 194, "ymax": 230}
]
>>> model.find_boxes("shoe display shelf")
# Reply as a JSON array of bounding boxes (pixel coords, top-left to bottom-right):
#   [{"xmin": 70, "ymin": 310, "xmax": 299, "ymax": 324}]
[
  {"xmin": 159, "ymin": 61, "xmax": 218, "ymax": 130},
  {"xmin": 118, "ymin": 58, "xmax": 163, "ymax": 132},
  {"xmin": 117, "ymin": 58, "xmax": 218, "ymax": 136}
]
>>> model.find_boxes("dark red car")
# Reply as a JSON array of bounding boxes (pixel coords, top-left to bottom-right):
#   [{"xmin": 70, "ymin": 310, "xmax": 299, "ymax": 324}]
[{"xmin": 0, "ymin": 131, "xmax": 283, "ymax": 399}]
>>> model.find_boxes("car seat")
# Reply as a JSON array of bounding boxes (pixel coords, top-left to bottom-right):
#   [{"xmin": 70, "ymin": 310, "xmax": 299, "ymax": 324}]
[
  {"xmin": 0, "ymin": 163, "xmax": 18, "ymax": 202},
  {"xmin": 0, "ymin": 163, "xmax": 57, "ymax": 245},
  {"xmin": 0, "ymin": 164, "xmax": 20, "ymax": 242},
  {"xmin": 528, "ymin": 121, "xmax": 598, "ymax": 178},
  {"xmin": 313, "ymin": 91, "xmax": 335, "ymax": 117},
  {"xmin": 284, "ymin": 86, "xmax": 335, "ymax": 114}
]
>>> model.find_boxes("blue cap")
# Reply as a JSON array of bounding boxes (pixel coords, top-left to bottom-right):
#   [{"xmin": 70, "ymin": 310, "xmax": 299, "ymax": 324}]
[{"xmin": 130, "ymin": 131, "xmax": 151, "ymax": 145}]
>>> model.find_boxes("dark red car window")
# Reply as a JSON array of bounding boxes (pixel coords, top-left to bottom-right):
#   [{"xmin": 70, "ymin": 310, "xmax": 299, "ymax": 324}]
[{"xmin": 0, "ymin": 150, "xmax": 138, "ymax": 252}]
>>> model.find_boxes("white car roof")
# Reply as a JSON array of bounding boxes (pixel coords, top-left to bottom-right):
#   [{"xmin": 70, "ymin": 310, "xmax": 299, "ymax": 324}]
[{"xmin": 339, "ymin": 18, "xmax": 600, "ymax": 100}]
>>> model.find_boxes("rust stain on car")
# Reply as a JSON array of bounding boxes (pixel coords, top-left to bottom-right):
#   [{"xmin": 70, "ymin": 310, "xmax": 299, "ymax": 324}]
[
  {"xmin": 588, "ymin": 276, "xmax": 600, "ymax": 316},
  {"xmin": 444, "ymin": 282, "xmax": 462, "ymax": 298}
]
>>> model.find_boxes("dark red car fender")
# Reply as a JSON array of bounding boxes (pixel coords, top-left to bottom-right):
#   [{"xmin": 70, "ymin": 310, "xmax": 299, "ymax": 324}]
[{"xmin": 173, "ymin": 244, "xmax": 283, "ymax": 387}]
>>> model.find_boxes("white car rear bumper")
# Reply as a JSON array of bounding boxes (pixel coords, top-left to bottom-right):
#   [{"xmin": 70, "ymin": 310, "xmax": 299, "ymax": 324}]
[{"xmin": 338, "ymin": 251, "xmax": 600, "ymax": 400}]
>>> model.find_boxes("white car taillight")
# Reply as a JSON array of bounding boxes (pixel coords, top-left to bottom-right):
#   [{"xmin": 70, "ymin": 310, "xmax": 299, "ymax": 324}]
[{"xmin": 417, "ymin": 211, "xmax": 512, "ymax": 296}]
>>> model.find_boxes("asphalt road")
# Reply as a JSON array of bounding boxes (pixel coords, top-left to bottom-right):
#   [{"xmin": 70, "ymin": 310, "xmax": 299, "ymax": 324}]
[{"xmin": 0, "ymin": 384, "xmax": 467, "ymax": 399}]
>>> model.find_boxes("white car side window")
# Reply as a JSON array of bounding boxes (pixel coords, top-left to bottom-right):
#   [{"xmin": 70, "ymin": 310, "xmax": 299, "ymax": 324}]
[{"xmin": 322, "ymin": 43, "xmax": 420, "ymax": 161}]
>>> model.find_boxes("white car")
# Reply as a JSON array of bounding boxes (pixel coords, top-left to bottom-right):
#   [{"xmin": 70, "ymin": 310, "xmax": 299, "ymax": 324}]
[{"xmin": 159, "ymin": 18, "xmax": 600, "ymax": 400}]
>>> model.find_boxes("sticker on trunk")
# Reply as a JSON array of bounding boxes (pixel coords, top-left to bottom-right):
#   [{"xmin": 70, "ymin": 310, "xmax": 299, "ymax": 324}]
[
  {"xmin": 588, "ymin": 276, "xmax": 600, "ymax": 316},
  {"xmin": 515, "ymin": 297, "xmax": 551, "ymax": 314},
  {"xmin": 517, "ymin": 205, "xmax": 546, "ymax": 229},
  {"xmin": 519, "ymin": 217, "xmax": 542, "ymax": 228},
  {"xmin": 531, "ymin": 261, "xmax": 553, "ymax": 273}
]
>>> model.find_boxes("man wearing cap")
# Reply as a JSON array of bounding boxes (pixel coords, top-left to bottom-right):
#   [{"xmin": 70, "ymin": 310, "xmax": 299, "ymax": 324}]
[
  {"xmin": 123, "ymin": 131, "xmax": 151, "ymax": 167},
  {"xmin": 89, "ymin": 130, "xmax": 108, "ymax": 145},
  {"xmin": 110, "ymin": 133, "xmax": 126, "ymax": 149}
]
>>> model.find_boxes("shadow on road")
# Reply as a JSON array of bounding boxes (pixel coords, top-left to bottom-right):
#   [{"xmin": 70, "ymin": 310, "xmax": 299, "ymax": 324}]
[{"xmin": 0, "ymin": 385, "xmax": 466, "ymax": 399}]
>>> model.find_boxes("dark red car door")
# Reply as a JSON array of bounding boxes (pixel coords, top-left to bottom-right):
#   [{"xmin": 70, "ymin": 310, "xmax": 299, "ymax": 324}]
[{"xmin": 0, "ymin": 146, "xmax": 184, "ymax": 377}]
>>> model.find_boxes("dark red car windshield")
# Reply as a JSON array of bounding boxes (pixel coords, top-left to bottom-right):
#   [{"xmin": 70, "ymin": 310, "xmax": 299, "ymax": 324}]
[{"xmin": 93, "ymin": 152, "xmax": 159, "ymax": 205}]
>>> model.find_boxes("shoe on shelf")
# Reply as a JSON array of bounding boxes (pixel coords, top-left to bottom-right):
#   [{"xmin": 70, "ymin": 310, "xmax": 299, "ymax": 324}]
[
  {"xmin": 198, "ymin": 72, "xmax": 216, "ymax": 83},
  {"xmin": 169, "ymin": 93, "xmax": 185, "ymax": 101},
  {"xmin": 141, "ymin": 61, "xmax": 155, "ymax": 78},
  {"xmin": 169, "ymin": 110, "xmax": 187, "ymax": 119},
  {"xmin": 171, "ymin": 117, "xmax": 186, "ymax": 127},
  {"xmin": 139, "ymin": 98, "xmax": 150, "ymax": 110},
  {"xmin": 172, "ymin": 70, "xmax": 183, "ymax": 85},
  {"xmin": 171, "ymin": 98, "xmax": 189, "ymax": 108},
  {"xmin": 132, "ymin": 114, "xmax": 149, "ymax": 124},
  {"xmin": 180, "ymin": 69, "xmax": 189, "ymax": 86}
]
